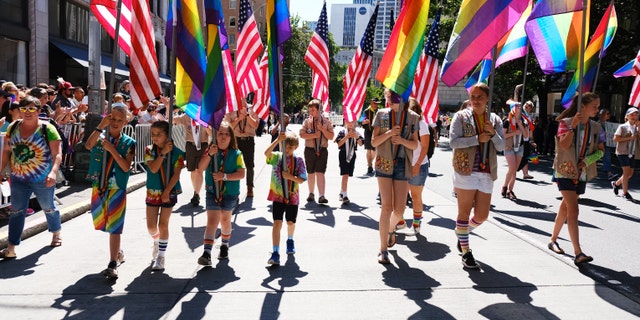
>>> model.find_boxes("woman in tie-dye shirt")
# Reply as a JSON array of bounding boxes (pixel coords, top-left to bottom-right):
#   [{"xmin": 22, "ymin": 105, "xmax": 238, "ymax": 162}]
[{"xmin": 0, "ymin": 96, "xmax": 62, "ymax": 260}]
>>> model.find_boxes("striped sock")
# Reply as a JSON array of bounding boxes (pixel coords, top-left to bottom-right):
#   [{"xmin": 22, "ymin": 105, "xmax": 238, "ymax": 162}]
[
  {"xmin": 456, "ymin": 219, "xmax": 470, "ymax": 253},
  {"xmin": 273, "ymin": 246, "xmax": 279, "ymax": 253},
  {"xmin": 469, "ymin": 217, "xmax": 483, "ymax": 231},
  {"xmin": 412, "ymin": 211, "xmax": 422, "ymax": 228},
  {"xmin": 203, "ymin": 238, "xmax": 214, "ymax": 253},
  {"xmin": 221, "ymin": 233, "xmax": 231, "ymax": 245},
  {"xmin": 158, "ymin": 239, "xmax": 168, "ymax": 257}
]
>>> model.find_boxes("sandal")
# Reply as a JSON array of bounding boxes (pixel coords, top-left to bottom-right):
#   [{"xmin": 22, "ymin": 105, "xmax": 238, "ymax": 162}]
[
  {"xmin": 0, "ymin": 248, "xmax": 16, "ymax": 260},
  {"xmin": 574, "ymin": 252, "xmax": 593, "ymax": 265},
  {"xmin": 50, "ymin": 235, "xmax": 62, "ymax": 248},
  {"xmin": 507, "ymin": 190, "xmax": 517, "ymax": 200},
  {"xmin": 378, "ymin": 251, "xmax": 390, "ymax": 264},
  {"xmin": 547, "ymin": 241, "xmax": 564, "ymax": 254},
  {"xmin": 387, "ymin": 232, "xmax": 397, "ymax": 248},
  {"xmin": 501, "ymin": 186, "xmax": 508, "ymax": 198}
]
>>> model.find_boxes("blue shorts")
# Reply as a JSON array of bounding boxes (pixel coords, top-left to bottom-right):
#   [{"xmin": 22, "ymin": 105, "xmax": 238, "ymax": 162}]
[
  {"xmin": 504, "ymin": 147, "xmax": 524, "ymax": 157},
  {"xmin": 556, "ymin": 178, "xmax": 586, "ymax": 195},
  {"xmin": 376, "ymin": 158, "xmax": 408, "ymax": 181},
  {"xmin": 205, "ymin": 192, "xmax": 239, "ymax": 211},
  {"xmin": 408, "ymin": 163, "xmax": 429, "ymax": 186},
  {"xmin": 617, "ymin": 154, "xmax": 634, "ymax": 167}
]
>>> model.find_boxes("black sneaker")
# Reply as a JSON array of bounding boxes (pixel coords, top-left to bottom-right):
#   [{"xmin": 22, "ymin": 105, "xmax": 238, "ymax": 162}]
[
  {"xmin": 342, "ymin": 196, "xmax": 350, "ymax": 205},
  {"xmin": 367, "ymin": 167, "xmax": 374, "ymax": 175},
  {"xmin": 190, "ymin": 193, "xmax": 200, "ymax": 206},
  {"xmin": 462, "ymin": 250, "xmax": 480, "ymax": 269},
  {"xmin": 218, "ymin": 244, "xmax": 229, "ymax": 260},
  {"xmin": 286, "ymin": 239, "xmax": 295, "ymax": 254},
  {"xmin": 611, "ymin": 181, "xmax": 619, "ymax": 196},
  {"xmin": 103, "ymin": 260, "xmax": 118, "ymax": 279},
  {"xmin": 339, "ymin": 194, "xmax": 343, "ymax": 202},
  {"xmin": 623, "ymin": 192, "xmax": 634, "ymax": 200},
  {"xmin": 307, "ymin": 193, "xmax": 315, "ymax": 202},
  {"xmin": 318, "ymin": 195, "xmax": 328, "ymax": 204},
  {"xmin": 198, "ymin": 251, "xmax": 212, "ymax": 266}
]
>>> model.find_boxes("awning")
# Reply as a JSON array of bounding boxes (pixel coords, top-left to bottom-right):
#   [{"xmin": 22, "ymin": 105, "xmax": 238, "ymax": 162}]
[{"xmin": 50, "ymin": 39, "xmax": 170, "ymax": 84}]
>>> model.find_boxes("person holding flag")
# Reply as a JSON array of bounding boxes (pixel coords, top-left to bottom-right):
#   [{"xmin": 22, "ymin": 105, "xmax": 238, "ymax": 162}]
[{"xmin": 300, "ymin": 99, "xmax": 334, "ymax": 204}]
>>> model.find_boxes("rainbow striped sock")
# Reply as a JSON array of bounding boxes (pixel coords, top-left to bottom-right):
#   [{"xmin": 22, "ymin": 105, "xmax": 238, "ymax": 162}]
[
  {"xmin": 456, "ymin": 219, "xmax": 470, "ymax": 253},
  {"xmin": 203, "ymin": 238, "xmax": 214, "ymax": 253},
  {"xmin": 221, "ymin": 233, "xmax": 231, "ymax": 245},
  {"xmin": 412, "ymin": 212, "xmax": 422, "ymax": 228},
  {"xmin": 469, "ymin": 217, "xmax": 483, "ymax": 231}
]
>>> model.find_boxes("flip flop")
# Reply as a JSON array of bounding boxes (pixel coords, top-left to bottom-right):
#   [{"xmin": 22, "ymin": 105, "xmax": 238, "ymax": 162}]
[
  {"xmin": 574, "ymin": 252, "xmax": 593, "ymax": 265},
  {"xmin": 0, "ymin": 248, "xmax": 16, "ymax": 260},
  {"xmin": 547, "ymin": 241, "xmax": 564, "ymax": 254}
]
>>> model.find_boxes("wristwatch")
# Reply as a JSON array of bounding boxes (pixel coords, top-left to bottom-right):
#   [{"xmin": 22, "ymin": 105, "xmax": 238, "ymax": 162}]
[{"xmin": 223, "ymin": 173, "xmax": 228, "ymax": 181}]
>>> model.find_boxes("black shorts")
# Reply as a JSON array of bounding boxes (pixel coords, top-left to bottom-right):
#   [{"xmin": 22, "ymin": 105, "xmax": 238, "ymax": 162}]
[
  {"xmin": 364, "ymin": 131, "xmax": 374, "ymax": 150},
  {"xmin": 185, "ymin": 141, "xmax": 209, "ymax": 171},
  {"xmin": 556, "ymin": 178, "xmax": 586, "ymax": 195},
  {"xmin": 338, "ymin": 150, "xmax": 356, "ymax": 176},
  {"xmin": 304, "ymin": 147, "xmax": 328, "ymax": 174},
  {"xmin": 272, "ymin": 201, "xmax": 298, "ymax": 223}
]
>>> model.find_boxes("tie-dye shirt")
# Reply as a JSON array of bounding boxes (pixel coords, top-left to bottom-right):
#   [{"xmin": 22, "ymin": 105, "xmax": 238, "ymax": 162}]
[
  {"xmin": 267, "ymin": 152, "xmax": 307, "ymax": 206},
  {"xmin": 8, "ymin": 121, "xmax": 61, "ymax": 183}
]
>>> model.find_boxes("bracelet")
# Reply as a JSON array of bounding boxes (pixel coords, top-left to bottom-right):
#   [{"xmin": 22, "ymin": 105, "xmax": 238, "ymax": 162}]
[{"xmin": 95, "ymin": 128, "xmax": 103, "ymax": 133}]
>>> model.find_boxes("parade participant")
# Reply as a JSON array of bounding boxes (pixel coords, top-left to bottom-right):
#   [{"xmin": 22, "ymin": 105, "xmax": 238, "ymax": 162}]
[
  {"xmin": 360, "ymin": 98, "xmax": 381, "ymax": 175},
  {"xmin": 226, "ymin": 102, "xmax": 258, "ymax": 197},
  {"xmin": 269, "ymin": 113, "xmax": 291, "ymax": 152},
  {"xmin": 519, "ymin": 101, "xmax": 536, "ymax": 180},
  {"xmin": 500, "ymin": 102, "xmax": 530, "ymax": 200},
  {"xmin": 144, "ymin": 121, "xmax": 185, "ymax": 271},
  {"xmin": 611, "ymin": 107, "xmax": 639, "ymax": 200},
  {"xmin": 300, "ymin": 99, "xmax": 334, "ymax": 204},
  {"xmin": 264, "ymin": 132, "xmax": 307, "ymax": 265},
  {"xmin": 0, "ymin": 96, "xmax": 63, "ymax": 260},
  {"xmin": 548, "ymin": 93, "xmax": 603, "ymax": 266},
  {"xmin": 335, "ymin": 120, "xmax": 364, "ymax": 205},
  {"xmin": 450, "ymin": 83, "xmax": 504, "ymax": 269},
  {"xmin": 85, "ymin": 104, "xmax": 136, "ymax": 278},
  {"xmin": 371, "ymin": 89, "xmax": 419, "ymax": 264},
  {"xmin": 407, "ymin": 99, "xmax": 430, "ymax": 234},
  {"xmin": 197, "ymin": 122, "xmax": 245, "ymax": 265},
  {"xmin": 173, "ymin": 112, "xmax": 211, "ymax": 206}
]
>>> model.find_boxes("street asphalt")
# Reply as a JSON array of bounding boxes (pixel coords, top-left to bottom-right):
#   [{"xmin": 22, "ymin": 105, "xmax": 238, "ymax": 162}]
[{"xmin": 1, "ymin": 124, "xmax": 639, "ymax": 319}]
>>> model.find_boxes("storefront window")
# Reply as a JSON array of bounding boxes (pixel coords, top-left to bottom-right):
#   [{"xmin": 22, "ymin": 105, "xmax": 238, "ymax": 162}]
[{"xmin": 0, "ymin": 37, "xmax": 27, "ymax": 84}]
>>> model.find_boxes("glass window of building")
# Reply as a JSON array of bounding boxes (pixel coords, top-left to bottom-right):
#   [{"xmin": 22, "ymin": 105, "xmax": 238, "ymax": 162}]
[{"xmin": 229, "ymin": 0, "xmax": 237, "ymax": 9}]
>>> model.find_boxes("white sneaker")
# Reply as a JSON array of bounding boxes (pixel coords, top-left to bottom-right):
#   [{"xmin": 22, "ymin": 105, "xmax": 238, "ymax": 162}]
[
  {"xmin": 152, "ymin": 256, "xmax": 165, "ymax": 271},
  {"xmin": 152, "ymin": 242, "xmax": 159, "ymax": 260}
]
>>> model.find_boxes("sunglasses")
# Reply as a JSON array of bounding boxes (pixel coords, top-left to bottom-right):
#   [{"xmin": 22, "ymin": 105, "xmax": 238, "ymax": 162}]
[{"xmin": 19, "ymin": 106, "xmax": 39, "ymax": 113}]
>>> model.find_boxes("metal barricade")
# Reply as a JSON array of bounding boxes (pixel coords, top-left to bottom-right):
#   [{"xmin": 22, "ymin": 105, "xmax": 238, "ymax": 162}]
[
  {"xmin": 132, "ymin": 124, "xmax": 151, "ymax": 173},
  {"xmin": 61, "ymin": 123, "xmax": 84, "ymax": 170}
]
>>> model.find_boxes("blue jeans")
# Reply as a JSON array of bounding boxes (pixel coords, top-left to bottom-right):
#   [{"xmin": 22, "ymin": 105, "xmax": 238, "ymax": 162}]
[
  {"xmin": 8, "ymin": 180, "xmax": 61, "ymax": 246},
  {"xmin": 602, "ymin": 147, "xmax": 612, "ymax": 172}
]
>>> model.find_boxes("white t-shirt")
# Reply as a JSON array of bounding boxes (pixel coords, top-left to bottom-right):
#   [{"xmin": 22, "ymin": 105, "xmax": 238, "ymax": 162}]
[{"xmin": 411, "ymin": 120, "xmax": 430, "ymax": 166}]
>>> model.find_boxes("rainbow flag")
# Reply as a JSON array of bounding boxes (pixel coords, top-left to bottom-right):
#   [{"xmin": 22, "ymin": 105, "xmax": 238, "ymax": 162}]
[
  {"xmin": 166, "ymin": 0, "xmax": 206, "ymax": 118},
  {"xmin": 561, "ymin": 2, "xmax": 616, "ymax": 107},
  {"xmin": 495, "ymin": 0, "xmax": 533, "ymax": 68},
  {"xmin": 375, "ymin": 0, "xmax": 430, "ymax": 97},
  {"xmin": 524, "ymin": 0, "xmax": 589, "ymax": 75},
  {"xmin": 266, "ymin": 0, "xmax": 291, "ymax": 115},
  {"xmin": 440, "ymin": 0, "xmax": 529, "ymax": 87},
  {"xmin": 198, "ymin": 0, "xmax": 229, "ymax": 129},
  {"xmin": 464, "ymin": 57, "xmax": 492, "ymax": 92},
  {"xmin": 614, "ymin": 59, "xmax": 637, "ymax": 78}
]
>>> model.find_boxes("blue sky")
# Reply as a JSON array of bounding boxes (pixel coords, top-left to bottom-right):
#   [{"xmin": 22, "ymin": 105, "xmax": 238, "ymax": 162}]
[{"xmin": 290, "ymin": 0, "xmax": 348, "ymax": 23}]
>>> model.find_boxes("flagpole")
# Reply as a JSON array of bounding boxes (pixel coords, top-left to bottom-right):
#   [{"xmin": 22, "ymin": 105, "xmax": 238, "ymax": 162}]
[
  {"xmin": 520, "ymin": 42, "xmax": 530, "ymax": 102},
  {"xmin": 100, "ymin": 0, "xmax": 124, "ymax": 191},
  {"xmin": 166, "ymin": 0, "xmax": 178, "ymax": 186},
  {"xmin": 278, "ymin": 35, "xmax": 289, "ymax": 202},
  {"xmin": 576, "ymin": 0, "xmax": 589, "ymax": 161},
  {"xmin": 483, "ymin": 46, "xmax": 498, "ymax": 166}
]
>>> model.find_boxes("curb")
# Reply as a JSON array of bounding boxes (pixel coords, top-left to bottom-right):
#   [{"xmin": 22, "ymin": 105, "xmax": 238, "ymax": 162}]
[{"xmin": 0, "ymin": 180, "xmax": 147, "ymax": 249}]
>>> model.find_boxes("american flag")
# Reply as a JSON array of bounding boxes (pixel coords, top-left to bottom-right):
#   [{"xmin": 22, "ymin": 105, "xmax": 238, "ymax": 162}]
[
  {"xmin": 252, "ymin": 52, "xmax": 271, "ymax": 121},
  {"xmin": 343, "ymin": 4, "xmax": 379, "ymax": 122},
  {"xmin": 411, "ymin": 10, "xmax": 441, "ymax": 124},
  {"xmin": 236, "ymin": 0, "xmax": 264, "ymax": 97},
  {"xmin": 635, "ymin": 49, "xmax": 640, "ymax": 74},
  {"xmin": 90, "ymin": 0, "xmax": 161, "ymax": 107},
  {"xmin": 630, "ymin": 75, "xmax": 640, "ymax": 107},
  {"xmin": 304, "ymin": 2, "xmax": 330, "ymax": 112}
]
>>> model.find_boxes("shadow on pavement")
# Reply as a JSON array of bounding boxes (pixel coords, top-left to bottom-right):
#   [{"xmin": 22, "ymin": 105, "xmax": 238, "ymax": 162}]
[
  {"xmin": 579, "ymin": 263, "xmax": 640, "ymax": 315},
  {"xmin": 300, "ymin": 204, "xmax": 335, "ymax": 228},
  {"xmin": 593, "ymin": 209, "xmax": 640, "ymax": 224},
  {"xmin": 0, "ymin": 246, "xmax": 51, "ymax": 279},
  {"xmin": 383, "ymin": 251, "xmax": 454, "ymax": 319},
  {"xmin": 259, "ymin": 255, "xmax": 308, "ymax": 319}
]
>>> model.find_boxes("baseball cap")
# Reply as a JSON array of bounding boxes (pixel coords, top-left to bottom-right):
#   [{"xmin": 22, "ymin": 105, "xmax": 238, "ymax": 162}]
[
  {"xmin": 58, "ymin": 81, "xmax": 74, "ymax": 90},
  {"xmin": 371, "ymin": 98, "xmax": 382, "ymax": 104},
  {"xmin": 626, "ymin": 107, "xmax": 639, "ymax": 116}
]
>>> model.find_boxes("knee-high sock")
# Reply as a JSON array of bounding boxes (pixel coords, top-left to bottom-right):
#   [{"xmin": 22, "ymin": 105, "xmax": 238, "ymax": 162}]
[
  {"xmin": 203, "ymin": 238, "xmax": 214, "ymax": 253},
  {"xmin": 456, "ymin": 219, "xmax": 470, "ymax": 253},
  {"xmin": 469, "ymin": 217, "xmax": 483, "ymax": 231},
  {"xmin": 158, "ymin": 239, "xmax": 168, "ymax": 257}
]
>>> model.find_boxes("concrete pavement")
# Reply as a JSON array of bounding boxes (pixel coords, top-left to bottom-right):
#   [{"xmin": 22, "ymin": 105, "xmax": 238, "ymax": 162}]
[{"xmin": 1, "ymin": 125, "xmax": 639, "ymax": 319}]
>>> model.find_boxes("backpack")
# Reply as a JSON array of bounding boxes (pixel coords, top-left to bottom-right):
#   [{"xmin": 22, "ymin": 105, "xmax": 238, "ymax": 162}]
[
  {"xmin": 427, "ymin": 125, "xmax": 436, "ymax": 159},
  {"xmin": 7, "ymin": 119, "xmax": 69, "ymax": 154}
]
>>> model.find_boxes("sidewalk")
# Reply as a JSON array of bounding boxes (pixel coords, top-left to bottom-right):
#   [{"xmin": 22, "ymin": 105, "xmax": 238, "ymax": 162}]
[{"xmin": 0, "ymin": 127, "xmax": 639, "ymax": 319}]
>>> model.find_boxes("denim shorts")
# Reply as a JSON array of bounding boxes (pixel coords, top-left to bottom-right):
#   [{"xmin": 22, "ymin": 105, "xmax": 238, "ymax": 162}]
[
  {"xmin": 376, "ymin": 158, "xmax": 408, "ymax": 181},
  {"xmin": 408, "ymin": 163, "xmax": 429, "ymax": 186},
  {"xmin": 504, "ymin": 147, "xmax": 524, "ymax": 157},
  {"xmin": 205, "ymin": 192, "xmax": 239, "ymax": 211},
  {"xmin": 617, "ymin": 154, "xmax": 634, "ymax": 167}
]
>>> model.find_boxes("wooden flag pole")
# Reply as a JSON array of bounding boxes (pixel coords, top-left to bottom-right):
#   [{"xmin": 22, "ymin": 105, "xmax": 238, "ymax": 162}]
[
  {"xmin": 482, "ymin": 46, "xmax": 499, "ymax": 166},
  {"xmin": 166, "ymin": 0, "xmax": 179, "ymax": 186},
  {"xmin": 576, "ymin": 0, "xmax": 589, "ymax": 161}
]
